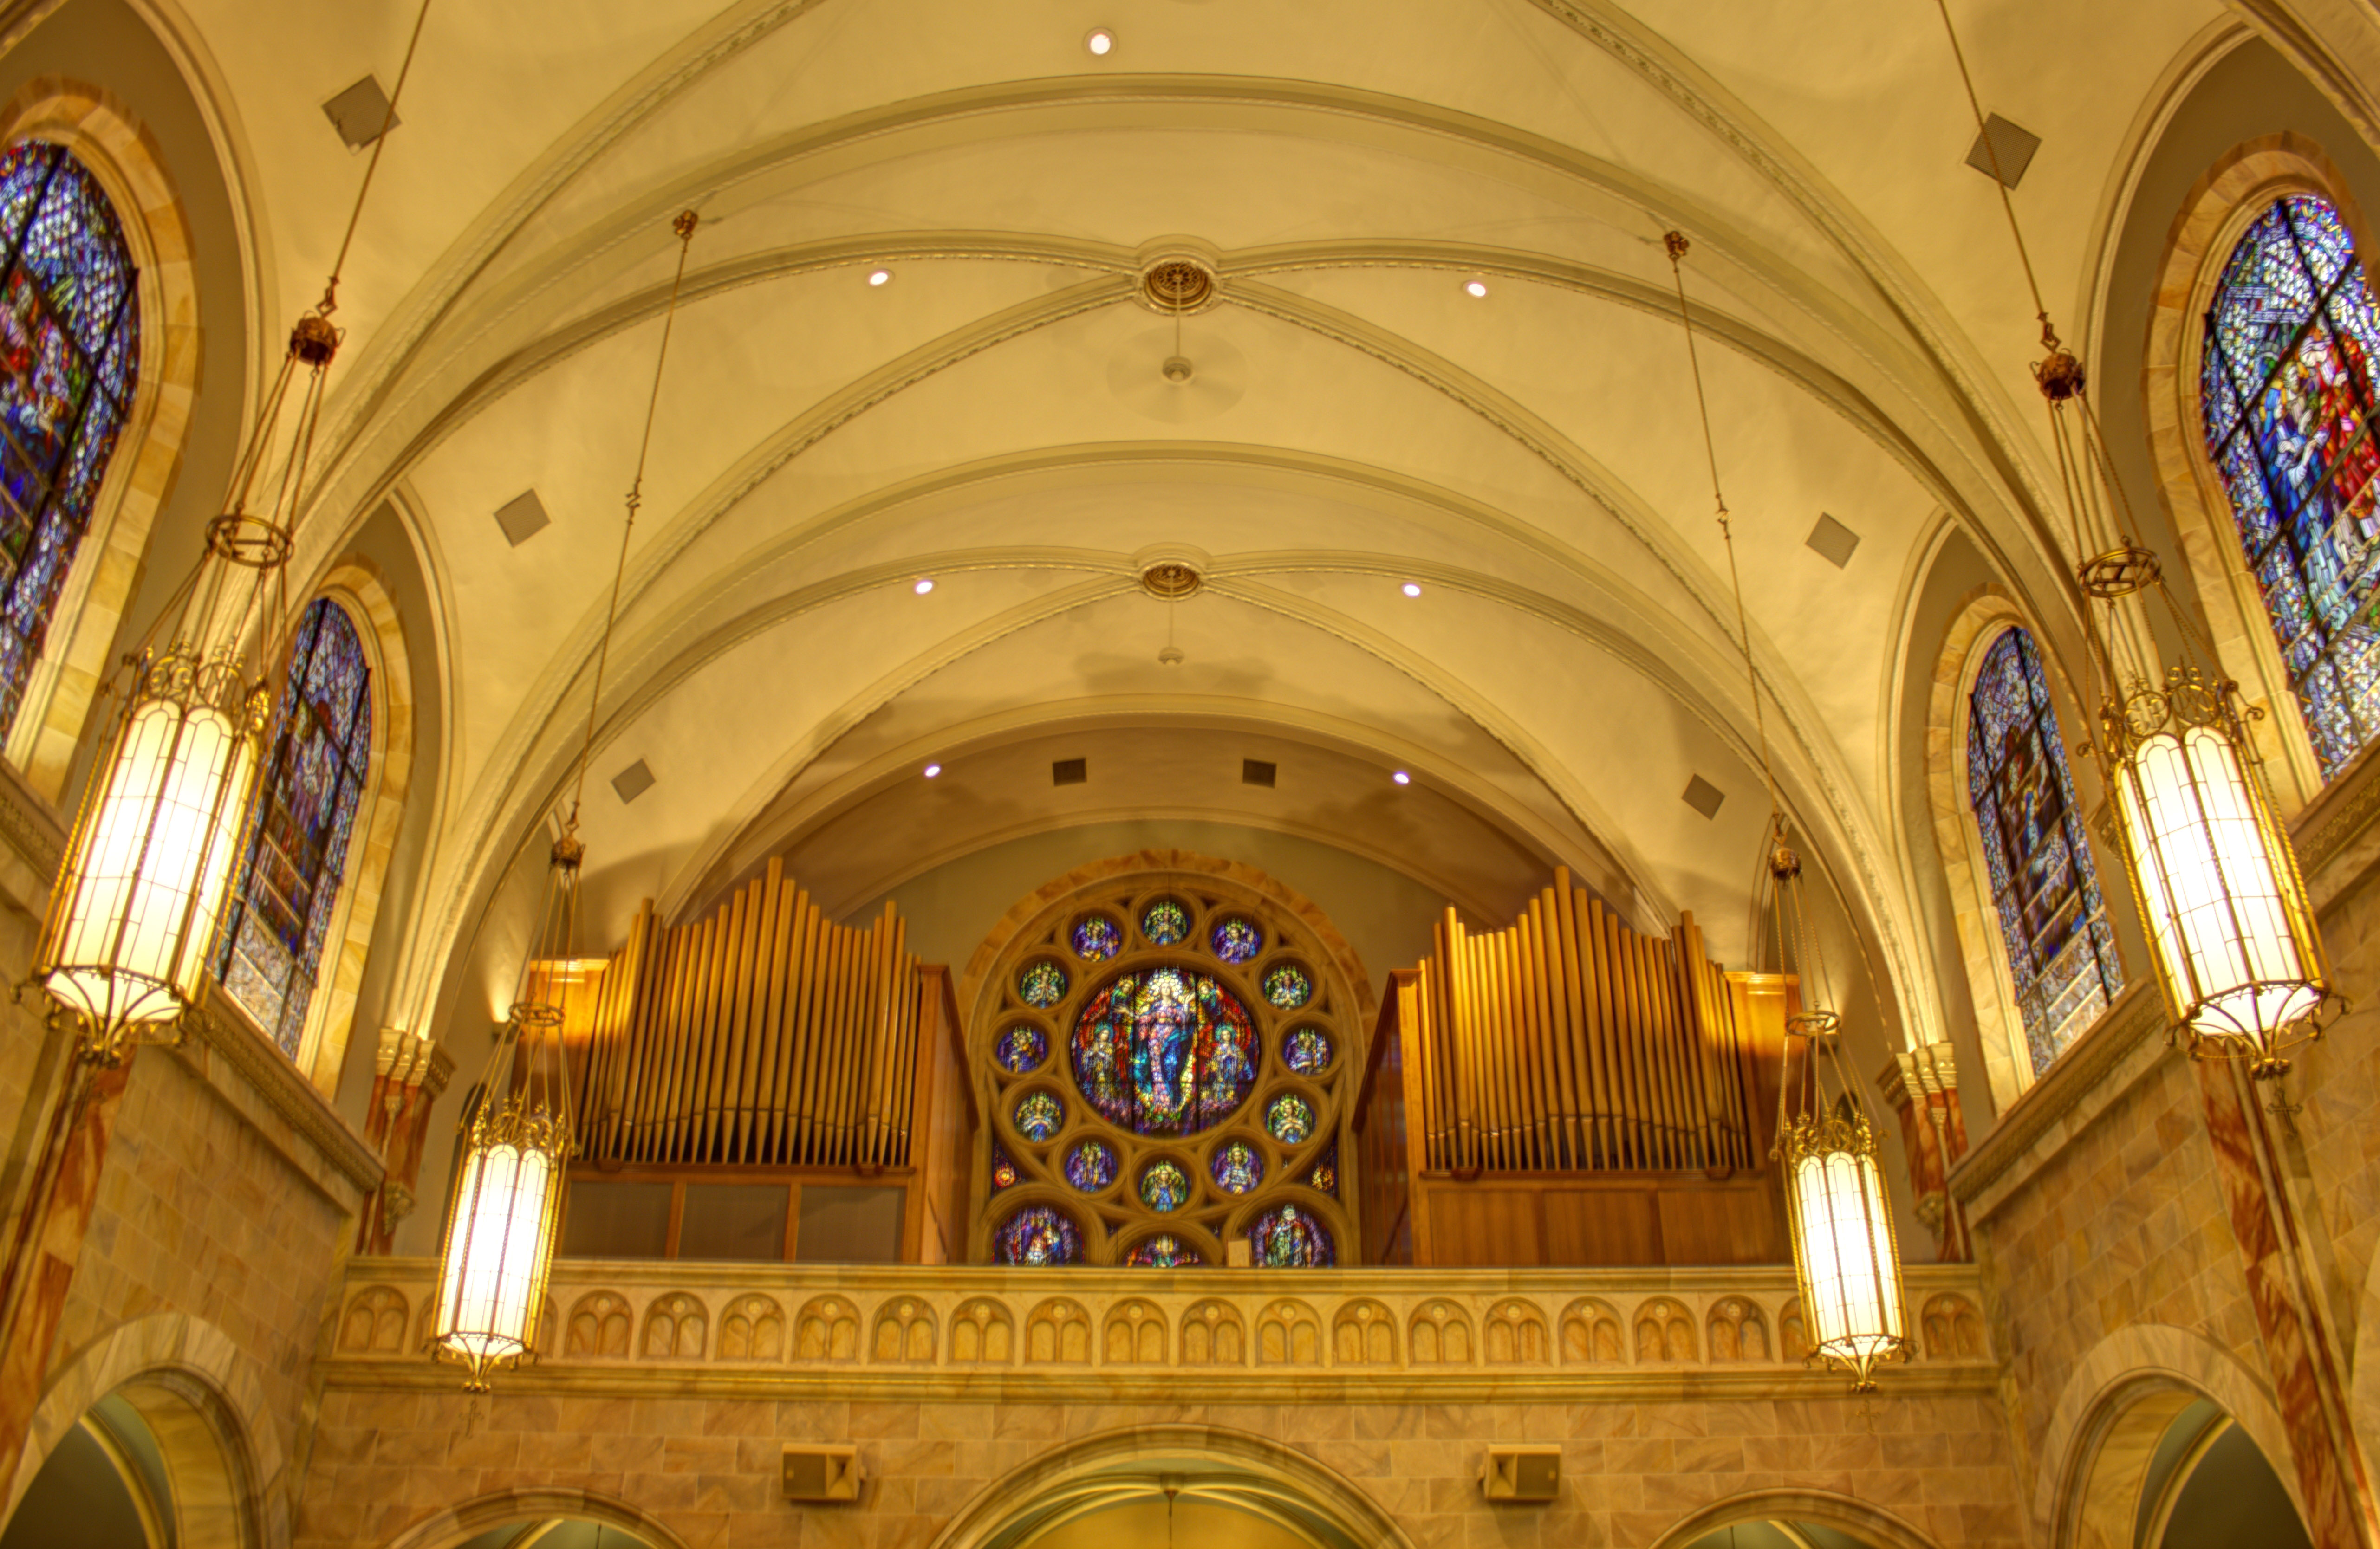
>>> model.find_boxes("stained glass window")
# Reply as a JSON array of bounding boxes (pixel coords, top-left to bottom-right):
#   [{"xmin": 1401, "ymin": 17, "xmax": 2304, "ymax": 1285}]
[
  {"xmin": 1250, "ymin": 1204, "xmax": 1333, "ymax": 1268},
  {"xmin": 1266, "ymin": 1094, "xmax": 1314, "ymax": 1145},
  {"xmin": 994, "ymin": 1206, "xmax": 1081, "ymax": 1266},
  {"xmin": 215, "ymin": 598, "xmax": 373, "ymax": 1059},
  {"xmin": 1210, "ymin": 916, "xmax": 1261, "ymax": 963},
  {"xmin": 1063, "ymin": 1139, "xmax": 1117, "ymax": 1191},
  {"xmin": 1141, "ymin": 899, "xmax": 1190, "ymax": 945},
  {"xmin": 1125, "ymin": 1234, "xmax": 1199, "ymax": 1268},
  {"xmin": 2203, "ymin": 194, "xmax": 2380, "ymax": 773},
  {"xmin": 1018, "ymin": 960, "xmax": 1068, "ymax": 1008},
  {"xmin": 1261, "ymin": 963, "xmax": 1313, "ymax": 1009},
  {"xmin": 1283, "ymin": 1027, "xmax": 1333, "ymax": 1075},
  {"xmin": 0, "ymin": 143, "xmax": 139, "ymax": 738},
  {"xmin": 1071, "ymin": 915, "xmax": 1122, "ymax": 961},
  {"xmin": 1966, "ymin": 628, "xmax": 2122, "ymax": 1073},
  {"xmin": 990, "ymin": 1141, "xmax": 1018, "ymax": 1193},
  {"xmin": 1306, "ymin": 1142, "xmax": 1338, "ymax": 1197},
  {"xmin": 994, "ymin": 1024, "xmax": 1047, "ymax": 1073},
  {"xmin": 1211, "ymin": 1140, "xmax": 1263, "ymax": 1193},
  {"xmin": 1139, "ymin": 1160, "xmax": 1189, "ymax": 1212},
  {"xmin": 1069, "ymin": 966, "xmax": 1260, "ymax": 1134},
  {"xmin": 1014, "ymin": 1090, "xmax": 1063, "ymax": 1141}
]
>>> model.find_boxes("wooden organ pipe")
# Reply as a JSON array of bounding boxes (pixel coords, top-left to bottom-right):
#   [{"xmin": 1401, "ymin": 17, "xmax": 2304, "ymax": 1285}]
[
  {"xmin": 1398, "ymin": 869, "xmax": 1758, "ymax": 1175},
  {"xmin": 573, "ymin": 858, "xmax": 936, "ymax": 1169}
]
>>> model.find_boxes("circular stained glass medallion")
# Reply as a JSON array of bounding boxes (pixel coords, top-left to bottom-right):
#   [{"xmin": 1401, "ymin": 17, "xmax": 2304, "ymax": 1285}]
[
  {"xmin": 1210, "ymin": 1140, "xmax": 1264, "ymax": 1194},
  {"xmin": 1063, "ymin": 1139, "xmax": 1118, "ymax": 1191},
  {"xmin": 1139, "ymin": 1160, "xmax": 1190, "ymax": 1212},
  {"xmin": 1125, "ymin": 1233, "xmax": 1201, "ymax": 1268},
  {"xmin": 1210, "ymin": 916, "xmax": 1262, "ymax": 963},
  {"xmin": 1249, "ymin": 1203, "xmax": 1333, "ymax": 1268},
  {"xmin": 1266, "ymin": 1094, "xmax": 1314, "ymax": 1145},
  {"xmin": 995, "ymin": 1205, "xmax": 1082, "ymax": 1266},
  {"xmin": 1072, "ymin": 915, "xmax": 1123, "ymax": 961},
  {"xmin": 994, "ymin": 1024, "xmax": 1048, "ymax": 1073},
  {"xmin": 1014, "ymin": 1090, "xmax": 1063, "ymax": 1141},
  {"xmin": 1018, "ymin": 960, "xmax": 1069, "ymax": 1009},
  {"xmin": 1141, "ymin": 898, "xmax": 1191, "ymax": 946},
  {"xmin": 1262, "ymin": 963, "xmax": 1313, "ymax": 1009},
  {"xmin": 1069, "ymin": 966, "xmax": 1260, "ymax": 1134},
  {"xmin": 1282, "ymin": 1027, "xmax": 1332, "ymax": 1076}
]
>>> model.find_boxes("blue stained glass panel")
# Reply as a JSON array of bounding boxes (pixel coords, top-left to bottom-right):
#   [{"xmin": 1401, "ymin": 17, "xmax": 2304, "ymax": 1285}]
[
  {"xmin": 1282, "ymin": 1027, "xmax": 1332, "ymax": 1075},
  {"xmin": 1965, "ymin": 628, "xmax": 2123, "ymax": 1074},
  {"xmin": 1068, "ymin": 966, "xmax": 1260, "ymax": 1134},
  {"xmin": 1210, "ymin": 916, "xmax": 1261, "ymax": 963},
  {"xmin": 1262, "ymin": 963, "xmax": 1313, "ymax": 1009},
  {"xmin": 1018, "ymin": 960, "xmax": 1069, "ymax": 1008},
  {"xmin": 1063, "ymin": 1139, "xmax": 1118, "ymax": 1191},
  {"xmin": 1014, "ymin": 1090, "xmax": 1063, "ymax": 1142},
  {"xmin": 994, "ymin": 1206, "xmax": 1081, "ymax": 1267},
  {"xmin": 1140, "ymin": 899, "xmax": 1190, "ymax": 946},
  {"xmin": 1249, "ymin": 1204, "xmax": 1333, "ymax": 1268},
  {"xmin": 1210, "ymin": 1140, "xmax": 1263, "ymax": 1194},
  {"xmin": 215, "ymin": 598, "xmax": 373, "ymax": 1060},
  {"xmin": 994, "ymin": 1024, "xmax": 1048, "ymax": 1073},
  {"xmin": 1138, "ymin": 1160, "xmax": 1189, "ymax": 1212},
  {"xmin": 1071, "ymin": 915, "xmax": 1123, "ymax": 961},
  {"xmin": 1266, "ymin": 1094, "xmax": 1314, "ymax": 1145},
  {"xmin": 1125, "ymin": 1234, "xmax": 1199, "ymax": 1268}
]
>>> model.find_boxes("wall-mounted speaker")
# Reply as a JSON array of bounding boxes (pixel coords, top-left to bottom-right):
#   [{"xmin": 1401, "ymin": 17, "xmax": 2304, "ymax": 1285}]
[{"xmin": 782, "ymin": 1444, "xmax": 864, "ymax": 1503}]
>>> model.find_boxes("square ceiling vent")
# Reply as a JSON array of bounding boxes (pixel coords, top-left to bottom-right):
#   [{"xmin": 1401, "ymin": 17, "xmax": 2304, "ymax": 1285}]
[
  {"xmin": 611, "ymin": 758, "xmax": 656, "ymax": 804},
  {"xmin": 323, "ymin": 76, "xmax": 401, "ymax": 150},
  {"xmin": 495, "ymin": 490, "xmax": 551, "ymax": 547},
  {"xmin": 1052, "ymin": 758, "xmax": 1087, "ymax": 787},
  {"xmin": 1242, "ymin": 759, "xmax": 1276, "ymax": 788},
  {"xmin": 1806, "ymin": 512, "xmax": 1861, "ymax": 569},
  {"xmin": 1964, "ymin": 113, "xmax": 2040, "ymax": 188},
  {"xmin": 1682, "ymin": 774, "xmax": 1726, "ymax": 820}
]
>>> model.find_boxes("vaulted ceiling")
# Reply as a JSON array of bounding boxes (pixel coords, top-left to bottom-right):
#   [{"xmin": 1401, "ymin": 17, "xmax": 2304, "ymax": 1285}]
[{"xmin": 149, "ymin": 0, "xmax": 2260, "ymax": 1047}]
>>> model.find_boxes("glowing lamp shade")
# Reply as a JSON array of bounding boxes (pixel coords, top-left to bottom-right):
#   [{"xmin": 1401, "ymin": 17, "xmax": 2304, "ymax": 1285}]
[
  {"xmin": 33, "ymin": 653, "xmax": 266, "ymax": 1060},
  {"xmin": 433, "ymin": 1103, "xmax": 566, "ymax": 1389},
  {"xmin": 1780, "ymin": 1104, "xmax": 1910, "ymax": 1391},
  {"xmin": 2103, "ymin": 676, "xmax": 2328, "ymax": 1073}
]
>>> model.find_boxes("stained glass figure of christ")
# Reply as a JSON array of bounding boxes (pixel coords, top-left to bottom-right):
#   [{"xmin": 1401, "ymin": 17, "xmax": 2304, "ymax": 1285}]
[
  {"xmin": 1966, "ymin": 628, "xmax": 2121, "ymax": 1073},
  {"xmin": 2203, "ymin": 194, "xmax": 2380, "ymax": 773},
  {"xmin": 1068, "ymin": 966, "xmax": 1260, "ymax": 1134},
  {"xmin": 216, "ymin": 598, "xmax": 374, "ymax": 1060},
  {"xmin": 0, "ymin": 143, "xmax": 140, "ymax": 736}
]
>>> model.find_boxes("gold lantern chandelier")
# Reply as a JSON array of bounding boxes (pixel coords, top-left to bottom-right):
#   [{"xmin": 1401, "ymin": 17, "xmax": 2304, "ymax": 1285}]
[
  {"xmin": 433, "ymin": 209, "xmax": 702, "ymax": 1392},
  {"xmin": 26, "ymin": 0, "xmax": 436, "ymax": 1065},
  {"xmin": 1930, "ymin": 0, "xmax": 2333, "ymax": 1077},
  {"xmin": 1667, "ymin": 231, "xmax": 1914, "ymax": 1391}
]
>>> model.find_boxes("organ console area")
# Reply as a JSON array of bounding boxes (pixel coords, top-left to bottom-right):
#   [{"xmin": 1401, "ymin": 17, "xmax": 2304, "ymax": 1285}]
[{"xmin": 544, "ymin": 856, "xmax": 1791, "ymax": 1269}]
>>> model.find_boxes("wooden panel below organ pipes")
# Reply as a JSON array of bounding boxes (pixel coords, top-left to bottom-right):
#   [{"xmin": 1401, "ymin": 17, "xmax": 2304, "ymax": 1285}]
[{"xmin": 1357, "ymin": 868, "xmax": 1790, "ymax": 1268}]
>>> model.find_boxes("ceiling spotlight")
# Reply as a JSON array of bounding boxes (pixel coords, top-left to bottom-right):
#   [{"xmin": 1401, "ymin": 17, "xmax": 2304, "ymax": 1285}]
[
  {"xmin": 1464, "ymin": 279, "xmax": 1489, "ymax": 298},
  {"xmin": 1085, "ymin": 26, "xmax": 1114, "ymax": 55},
  {"xmin": 1392, "ymin": 771, "xmax": 1411, "ymax": 785},
  {"xmin": 913, "ymin": 577, "xmax": 935, "ymax": 595},
  {"xmin": 1401, "ymin": 582, "xmax": 1422, "ymax": 598},
  {"xmin": 867, "ymin": 268, "xmax": 892, "ymax": 286},
  {"xmin": 923, "ymin": 764, "xmax": 942, "ymax": 778}
]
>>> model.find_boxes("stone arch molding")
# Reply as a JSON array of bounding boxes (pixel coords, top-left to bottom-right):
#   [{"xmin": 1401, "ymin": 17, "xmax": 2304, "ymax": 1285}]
[
  {"xmin": 2142, "ymin": 130, "xmax": 2376, "ymax": 810},
  {"xmin": 0, "ymin": 77, "xmax": 205, "ymax": 801},
  {"xmin": 375, "ymin": 1487, "xmax": 697, "ymax": 1549},
  {"xmin": 1644, "ymin": 1490, "xmax": 1946, "ymax": 1549},
  {"xmin": 5, "ymin": 1310, "xmax": 287, "ymax": 1549},
  {"xmin": 2031, "ymin": 1320, "xmax": 2308, "ymax": 1549},
  {"xmin": 924, "ymin": 1422, "xmax": 1417, "ymax": 1549}
]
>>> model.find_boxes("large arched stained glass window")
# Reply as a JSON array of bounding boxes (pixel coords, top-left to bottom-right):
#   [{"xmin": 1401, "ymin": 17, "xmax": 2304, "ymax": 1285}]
[
  {"xmin": 2202, "ymin": 194, "xmax": 2380, "ymax": 777},
  {"xmin": 0, "ymin": 142, "xmax": 139, "ymax": 737},
  {"xmin": 215, "ymin": 599, "xmax": 373, "ymax": 1059},
  {"xmin": 1967, "ymin": 628, "xmax": 2123, "ymax": 1073}
]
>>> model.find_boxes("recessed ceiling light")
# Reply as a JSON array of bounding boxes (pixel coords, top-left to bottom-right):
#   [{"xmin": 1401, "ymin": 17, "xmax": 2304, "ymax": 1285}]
[
  {"xmin": 1464, "ymin": 279, "xmax": 1489, "ymax": 298},
  {"xmin": 923, "ymin": 763, "xmax": 942, "ymax": 778},
  {"xmin": 867, "ymin": 267, "xmax": 892, "ymax": 286},
  {"xmin": 1401, "ymin": 582, "xmax": 1422, "ymax": 598},
  {"xmin": 913, "ymin": 577, "xmax": 935, "ymax": 595},
  {"xmin": 1085, "ymin": 26, "xmax": 1115, "ymax": 55},
  {"xmin": 1392, "ymin": 770, "xmax": 1411, "ymax": 785}
]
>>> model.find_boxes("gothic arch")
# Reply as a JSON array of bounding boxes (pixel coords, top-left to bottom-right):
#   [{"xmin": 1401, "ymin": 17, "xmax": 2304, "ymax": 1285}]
[
  {"xmin": 0, "ymin": 78, "xmax": 203, "ymax": 801},
  {"xmin": 2143, "ymin": 131, "xmax": 2377, "ymax": 809},
  {"xmin": 373, "ymin": 1488, "xmax": 695, "ymax": 1549},
  {"xmin": 1644, "ymin": 1490, "xmax": 1945, "ymax": 1549}
]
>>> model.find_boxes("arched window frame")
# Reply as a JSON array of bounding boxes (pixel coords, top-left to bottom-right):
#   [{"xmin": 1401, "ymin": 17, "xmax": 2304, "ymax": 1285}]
[
  {"xmin": 2145, "ymin": 134, "xmax": 2380, "ymax": 813},
  {"xmin": 214, "ymin": 564, "xmax": 413, "ymax": 1093},
  {"xmin": 0, "ymin": 82, "xmax": 203, "ymax": 802},
  {"xmin": 1926, "ymin": 589, "xmax": 2130, "ymax": 1113}
]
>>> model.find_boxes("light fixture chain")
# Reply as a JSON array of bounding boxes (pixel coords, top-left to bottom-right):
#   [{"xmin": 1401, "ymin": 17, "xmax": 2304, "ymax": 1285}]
[
  {"xmin": 569, "ymin": 211, "xmax": 701, "ymax": 826},
  {"xmin": 320, "ymin": 0, "xmax": 437, "ymax": 318},
  {"xmin": 1928, "ymin": 0, "xmax": 2053, "ymax": 346}
]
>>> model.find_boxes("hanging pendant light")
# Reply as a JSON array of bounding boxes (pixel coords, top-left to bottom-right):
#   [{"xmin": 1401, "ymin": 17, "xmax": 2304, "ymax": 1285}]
[
  {"xmin": 433, "ymin": 209, "xmax": 702, "ymax": 1391},
  {"xmin": 27, "ymin": 0, "xmax": 436, "ymax": 1065},
  {"xmin": 1930, "ymin": 0, "xmax": 2333, "ymax": 1078},
  {"xmin": 1666, "ymin": 230, "xmax": 1913, "ymax": 1390}
]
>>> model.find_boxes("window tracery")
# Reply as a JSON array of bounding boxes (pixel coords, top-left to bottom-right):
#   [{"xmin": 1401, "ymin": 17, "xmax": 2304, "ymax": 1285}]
[
  {"xmin": 1965, "ymin": 627, "xmax": 2123, "ymax": 1072},
  {"xmin": 0, "ymin": 141, "xmax": 138, "ymax": 738},
  {"xmin": 215, "ymin": 597, "xmax": 374, "ymax": 1059},
  {"xmin": 979, "ymin": 880, "xmax": 1355, "ymax": 1266},
  {"xmin": 2202, "ymin": 193, "xmax": 2380, "ymax": 775}
]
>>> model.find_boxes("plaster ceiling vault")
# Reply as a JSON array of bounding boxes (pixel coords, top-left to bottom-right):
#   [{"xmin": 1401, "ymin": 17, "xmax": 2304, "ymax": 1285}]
[{"xmin": 133, "ymin": 0, "xmax": 2275, "ymax": 1053}]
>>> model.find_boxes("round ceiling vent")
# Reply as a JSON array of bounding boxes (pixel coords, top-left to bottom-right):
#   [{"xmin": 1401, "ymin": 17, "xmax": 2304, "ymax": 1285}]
[
  {"xmin": 1139, "ymin": 560, "xmax": 1204, "ymax": 599},
  {"xmin": 1139, "ymin": 257, "xmax": 1216, "ymax": 314}
]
